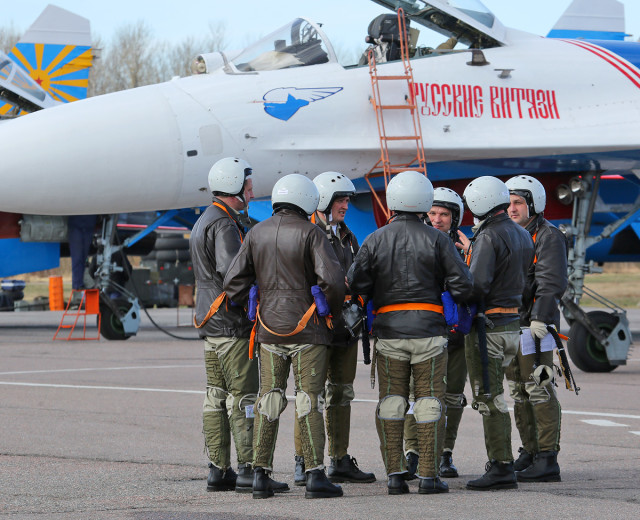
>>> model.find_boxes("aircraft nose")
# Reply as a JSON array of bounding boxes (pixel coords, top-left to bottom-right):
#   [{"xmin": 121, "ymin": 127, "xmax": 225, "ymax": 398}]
[{"xmin": 0, "ymin": 84, "xmax": 185, "ymax": 215}]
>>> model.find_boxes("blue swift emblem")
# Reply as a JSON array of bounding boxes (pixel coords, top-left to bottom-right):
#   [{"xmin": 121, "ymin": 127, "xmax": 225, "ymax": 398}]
[{"xmin": 263, "ymin": 87, "xmax": 343, "ymax": 121}]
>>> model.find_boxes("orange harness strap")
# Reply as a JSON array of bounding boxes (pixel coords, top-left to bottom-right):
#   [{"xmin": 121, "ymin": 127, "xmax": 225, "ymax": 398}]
[
  {"xmin": 485, "ymin": 307, "xmax": 519, "ymax": 315},
  {"xmin": 193, "ymin": 292, "xmax": 227, "ymax": 328},
  {"xmin": 374, "ymin": 303, "xmax": 444, "ymax": 315},
  {"xmin": 249, "ymin": 302, "xmax": 333, "ymax": 359}
]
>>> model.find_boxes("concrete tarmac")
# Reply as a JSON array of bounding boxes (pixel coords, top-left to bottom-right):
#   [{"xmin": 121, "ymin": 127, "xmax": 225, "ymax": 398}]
[{"xmin": 1, "ymin": 308, "xmax": 639, "ymax": 519}]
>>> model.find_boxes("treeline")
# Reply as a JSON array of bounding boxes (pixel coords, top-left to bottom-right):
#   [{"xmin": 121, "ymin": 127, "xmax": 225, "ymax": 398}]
[{"xmin": 1, "ymin": 20, "xmax": 228, "ymax": 96}]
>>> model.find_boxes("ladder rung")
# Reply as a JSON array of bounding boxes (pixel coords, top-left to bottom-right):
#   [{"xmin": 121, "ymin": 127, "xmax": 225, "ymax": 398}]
[
  {"xmin": 375, "ymin": 75, "xmax": 411, "ymax": 80},
  {"xmin": 381, "ymin": 136, "xmax": 420, "ymax": 141},
  {"xmin": 378, "ymin": 105, "xmax": 416, "ymax": 110}
]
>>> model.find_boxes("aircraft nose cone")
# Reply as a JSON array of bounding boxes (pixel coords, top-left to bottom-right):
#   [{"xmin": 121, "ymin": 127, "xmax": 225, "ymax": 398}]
[{"xmin": 0, "ymin": 84, "xmax": 184, "ymax": 215}]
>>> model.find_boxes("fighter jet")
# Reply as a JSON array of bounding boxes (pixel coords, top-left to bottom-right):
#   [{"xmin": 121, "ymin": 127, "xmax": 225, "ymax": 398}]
[{"xmin": 0, "ymin": 0, "xmax": 637, "ymax": 369}]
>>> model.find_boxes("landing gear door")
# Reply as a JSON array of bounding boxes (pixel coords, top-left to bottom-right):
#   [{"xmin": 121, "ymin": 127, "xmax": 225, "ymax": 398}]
[{"xmin": 371, "ymin": 0, "xmax": 507, "ymax": 47}]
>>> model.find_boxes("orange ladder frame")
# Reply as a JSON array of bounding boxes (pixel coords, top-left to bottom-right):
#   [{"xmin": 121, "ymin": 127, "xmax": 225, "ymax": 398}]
[
  {"xmin": 53, "ymin": 289, "xmax": 101, "ymax": 340},
  {"xmin": 365, "ymin": 7, "xmax": 428, "ymax": 220}
]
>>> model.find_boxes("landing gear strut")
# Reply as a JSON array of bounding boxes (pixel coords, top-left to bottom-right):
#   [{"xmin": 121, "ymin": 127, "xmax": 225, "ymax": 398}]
[
  {"xmin": 560, "ymin": 172, "xmax": 636, "ymax": 372},
  {"xmin": 93, "ymin": 214, "xmax": 140, "ymax": 340}
]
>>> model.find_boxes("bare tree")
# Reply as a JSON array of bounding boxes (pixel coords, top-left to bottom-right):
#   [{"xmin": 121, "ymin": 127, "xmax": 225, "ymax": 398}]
[
  {"xmin": 2, "ymin": 18, "xmax": 230, "ymax": 97},
  {"xmin": 0, "ymin": 24, "xmax": 21, "ymax": 53}
]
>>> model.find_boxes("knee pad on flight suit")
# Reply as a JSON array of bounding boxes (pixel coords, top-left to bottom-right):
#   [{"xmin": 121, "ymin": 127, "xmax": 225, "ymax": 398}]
[
  {"xmin": 204, "ymin": 386, "xmax": 228, "ymax": 412},
  {"xmin": 256, "ymin": 388, "xmax": 287, "ymax": 422},
  {"xmin": 377, "ymin": 395, "xmax": 408, "ymax": 420},
  {"xmin": 295, "ymin": 390, "xmax": 325, "ymax": 418},
  {"xmin": 413, "ymin": 397, "xmax": 442, "ymax": 423}
]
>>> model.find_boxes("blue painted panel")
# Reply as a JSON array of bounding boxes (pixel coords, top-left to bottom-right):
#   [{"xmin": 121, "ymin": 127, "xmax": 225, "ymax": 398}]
[
  {"xmin": 548, "ymin": 30, "xmax": 627, "ymax": 41},
  {"xmin": 0, "ymin": 239, "xmax": 60, "ymax": 277}
]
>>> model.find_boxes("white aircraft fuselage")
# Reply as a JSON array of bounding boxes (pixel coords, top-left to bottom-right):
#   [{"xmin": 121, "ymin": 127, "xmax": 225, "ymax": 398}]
[{"xmin": 2, "ymin": 6, "xmax": 640, "ymax": 216}]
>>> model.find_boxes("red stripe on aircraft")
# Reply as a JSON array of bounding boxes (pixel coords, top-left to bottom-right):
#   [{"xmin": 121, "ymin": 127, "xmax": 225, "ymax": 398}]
[
  {"xmin": 578, "ymin": 40, "xmax": 640, "ymax": 83},
  {"xmin": 562, "ymin": 39, "xmax": 640, "ymax": 89}
]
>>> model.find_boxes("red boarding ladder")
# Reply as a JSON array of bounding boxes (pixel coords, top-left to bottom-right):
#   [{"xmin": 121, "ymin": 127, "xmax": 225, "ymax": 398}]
[
  {"xmin": 53, "ymin": 289, "xmax": 101, "ymax": 340},
  {"xmin": 365, "ymin": 7, "xmax": 427, "ymax": 222}
]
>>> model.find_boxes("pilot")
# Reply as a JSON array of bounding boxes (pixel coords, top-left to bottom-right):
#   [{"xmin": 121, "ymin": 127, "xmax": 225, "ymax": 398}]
[
  {"xmin": 505, "ymin": 175, "xmax": 567, "ymax": 483},
  {"xmin": 348, "ymin": 171, "xmax": 472, "ymax": 495},
  {"xmin": 404, "ymin": 187, "xmax": 469, "ymax": 480},
  {"xmin": 462, "ymin": 176, "xmax": 534, "ymax": 491},
  {"xmin": 292, "ymin": 172, "xmax": 376, "ymax": 487},
  {"xmin": 223, "ymin": 174, "xmax": 346, "ymax": 500},
  {"xmin": 190, "ymin": 157, "xmax": 286, "ymax": 494}
]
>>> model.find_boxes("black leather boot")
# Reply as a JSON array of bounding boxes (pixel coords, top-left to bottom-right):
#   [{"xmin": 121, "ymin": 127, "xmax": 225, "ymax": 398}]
[
  {"xmin": 294, "ymin": 455, "xmax": 306, "ymax": 486},
  {"xmin": 466, "ymin": 461, "xmax": 518, "ymax": 491},
  {"xmin": 252, "ymin": 467, "xmax": 273, "ymax": 499},
  {"xmin": 328, "ymin": 455, "xmax": 376, "ymax": 483},
  {"xmin": 387, "ymin": 474, "xmax": 410, "ymax": 495},
  {"xmin": 404, "ymin": 452, "xmax": 419, "ymax": 481},
  {"xmin": 234, "ymin": 463, "xmax": 253, "ymax": 493},
  {"xmin": 516, "ymin": 451, "xmax": 561, "ymax": 482},
  {"xmin": 514, "ymin": 447, "xmax": 533, "ymax": 472},
  {"xmin": 305, "ymin": 469, "xmax": 343, "ymax": 499},
  {"xmin": 418, "ymin": 476, "xmax": 449, "ymax": 494},
  {"xmin": 206, "ymin": 463, "xmax": 237, "ymax": 492},
  {"xmin": 439, "ymin": 451, "xmax": 459, "ymax": 478}
]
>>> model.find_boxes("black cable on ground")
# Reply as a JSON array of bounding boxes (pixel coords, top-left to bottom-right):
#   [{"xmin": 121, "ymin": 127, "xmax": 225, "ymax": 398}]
[{"xmin": 115, "ymin": 231, "xmax": 199, "ymax": 341}]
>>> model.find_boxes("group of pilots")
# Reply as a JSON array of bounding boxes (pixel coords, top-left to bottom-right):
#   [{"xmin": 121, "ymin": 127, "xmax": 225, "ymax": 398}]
[{"xmin": 189, "ymin": 156, "xmax": 568, "ymax": 499}]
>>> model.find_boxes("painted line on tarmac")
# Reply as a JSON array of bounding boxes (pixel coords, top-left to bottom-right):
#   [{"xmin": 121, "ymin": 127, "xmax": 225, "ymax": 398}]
[
  {"xmin": 0, "ymin": 365, "xmax": 201, "ymax": 376},
  {"xmin": 0, "ymin": 382, "xmax": 202, "ymax": 394},
  {"xmin": 2, "ymin": 381, "xmax": 640, "ymax": 422},
  {"xmin": 581, "ymin": 419, "xmax": 628, "ymax": 427}
]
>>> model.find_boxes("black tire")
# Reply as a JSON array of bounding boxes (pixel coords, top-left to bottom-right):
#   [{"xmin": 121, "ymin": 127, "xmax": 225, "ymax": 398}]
[
  {"xmin": 154, "ymin": 237, "xmax": 190, "ymax": 250},
  {"xmin": 155, "ymin": 249, "xmax": 191, "ymax": 262},
  {"xmin": 567, "ymin": 310, "xmax": 618, "ymax": 373},
  {"xmin": 99, "ymin": 298, "xmax": 133, "ymax": 341}
]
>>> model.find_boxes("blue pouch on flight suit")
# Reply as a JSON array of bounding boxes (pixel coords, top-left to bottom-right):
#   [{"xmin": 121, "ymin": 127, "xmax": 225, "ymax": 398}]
[
  {"xmin": 441, "ymin": 290, "xmax": 458, "ymax": 327},
  {"xmin": 366, "ymin": 300, "xmax": 375, "ymax": 332},
  {"xmin": 456, "ymin": 302, "xmax": 477, "ymax": 334},
  {"xmin": 311, "ymin": 285, "xmax": 331, "ymax": 317},
  {"xmin": 247, "ymin": 285, "xmax": 259, "ymax": 321}
]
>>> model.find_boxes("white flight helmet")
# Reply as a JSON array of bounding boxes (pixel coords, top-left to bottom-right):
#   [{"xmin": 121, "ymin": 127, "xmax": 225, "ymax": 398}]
[
  {"xmin": 433, "ymin": 187, "xmax": 464, "ymax": 229},
  {"xmin": 208, "ymin": 157, "xmax": 252, "ymax": 197},
  {"xmin": 386, "ymin": 171, "xmax": 434, "ymax": 213},
  {"xmin": 506, "ymin": 175, "xmax": 546, "ymax": 215},
  {"xmin": 313, "ymin": 171, "xmax": 356, "ymax": 213},
  {"xmin": 463, "ymin": 176, "xmax": 510, "ymax": 219},
  {"xmin": 271, "ymin": 174, "xmax": 319, "ymax": 215}
]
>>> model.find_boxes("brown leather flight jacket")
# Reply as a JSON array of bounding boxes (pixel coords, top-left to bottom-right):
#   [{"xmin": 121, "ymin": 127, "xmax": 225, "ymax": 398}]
[
  {"xmin": 467, "ymin": 212, "xmax": 535, "ymax": 325},
  {"xmin": 223, "ymin": 208, "xmax": 345, "ymax": 345},
  {"xmin": 521, "ymin": 214, "xmax": 568, "ymax": 328},
  {"xmin": 189, "ymin": 198, "xmax": 253, "ymax": 339},
  {"xmin": 347, "ymin": 213, "xmax": 473, "ymax": 339}
]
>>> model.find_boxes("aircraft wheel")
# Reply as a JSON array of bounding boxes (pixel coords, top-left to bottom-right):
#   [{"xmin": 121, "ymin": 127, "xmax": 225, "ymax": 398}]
[
  {"xmin": 567, "ymin": 311, "xmax": 618, "ymax": 373},
  {"xmin": 99, "ymin": 298, "xmax": 133, "ymax": 341}
]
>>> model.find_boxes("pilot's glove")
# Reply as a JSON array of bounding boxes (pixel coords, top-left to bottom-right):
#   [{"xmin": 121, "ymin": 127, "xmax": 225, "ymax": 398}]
[{"xmin": 529, "ymin": 320, "xmax": 548, "ymax": 339}]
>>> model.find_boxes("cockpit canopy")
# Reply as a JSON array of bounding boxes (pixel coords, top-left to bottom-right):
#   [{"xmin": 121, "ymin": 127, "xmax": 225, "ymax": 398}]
[
  {"xmin": 229, "ymin": 18, "xmax": 337, "ymax": 72},
  {"xmin": 371, "ymin": 0, "xmax": 506, "ymax": 48}
]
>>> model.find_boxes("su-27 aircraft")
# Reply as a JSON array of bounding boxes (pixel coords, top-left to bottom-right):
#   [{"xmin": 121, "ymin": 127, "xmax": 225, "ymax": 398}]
[{"xmin": 0, "ymin": 0, "xmax": 638, "ymax": 372}]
